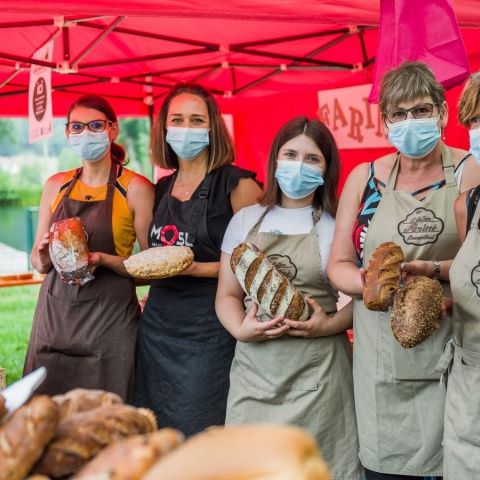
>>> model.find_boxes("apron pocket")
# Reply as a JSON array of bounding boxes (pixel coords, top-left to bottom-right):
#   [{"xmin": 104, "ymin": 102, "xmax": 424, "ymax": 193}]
[
  {"xmin": 449, "ymin": 347, "xmax": 480, "ymax": 440},
  {"xmin": 390, "ymin": 317, "xmax": 451, "ymax": 380}
]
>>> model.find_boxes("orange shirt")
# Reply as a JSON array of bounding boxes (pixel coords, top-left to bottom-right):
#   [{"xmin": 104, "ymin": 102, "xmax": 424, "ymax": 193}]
[{"xmin": 51, "ymin": 167, "xmax": 149, "ymax": 257}]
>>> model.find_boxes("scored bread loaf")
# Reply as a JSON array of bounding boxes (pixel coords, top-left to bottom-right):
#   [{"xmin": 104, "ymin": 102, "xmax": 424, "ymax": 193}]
[
  {"xmin": 34, "ymin": 404, "xmax": 157, "ymax": 478},
  {"xmin": 363, "ymin": 242, "xmax": 404, "ymax": 311},
  {"xmin": 74, "ymin": 428, "xmax": 184, "ymax": 479},
  {"xmin": 123, "ymin": 246, "xmax": 194, "ymax": 280},
  {"xmin": 0, "ymin": 396, "xmax": 59, "ymax": 480},
  {"xmin": 143, "ymin": 425, "xmax": 331, "ymax": 480},
  {"xmin": 52, "ymin": 389, "xmax": 123, "ymax": 421},
  {"xmin": 231, "ymin": 242, "xmax": 309, "ymax": 321},
  {"xmin": 391, "ymin": 276, "xmax": 443, "ymax": 348}
]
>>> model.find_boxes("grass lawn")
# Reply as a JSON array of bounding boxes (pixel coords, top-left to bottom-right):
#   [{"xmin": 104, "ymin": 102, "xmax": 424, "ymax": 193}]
[{"xmin": 0, "ymin": 284, "xmax": 149, "ymax": 386}]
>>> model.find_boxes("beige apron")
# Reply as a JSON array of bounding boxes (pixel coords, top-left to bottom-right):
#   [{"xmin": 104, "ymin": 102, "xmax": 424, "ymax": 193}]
[
  {"xmin": 441, "ymin": 193, "xmax": 480, "ymax": 478},
  {"xmin": 226, "ymin": 208, "xmax": 363, "ymax": 480},
  {"xmin": 354, "ymin": 148, "xmax": 460, "ymax": 476}
]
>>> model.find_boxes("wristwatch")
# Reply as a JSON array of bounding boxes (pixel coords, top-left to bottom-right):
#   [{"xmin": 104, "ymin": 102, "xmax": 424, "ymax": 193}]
[{"xmin": 432, "ymin": 260, "xmax": 441, "ymax": 279}]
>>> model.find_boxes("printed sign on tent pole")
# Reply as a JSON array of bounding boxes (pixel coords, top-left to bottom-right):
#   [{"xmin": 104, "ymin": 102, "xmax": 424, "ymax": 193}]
[
  {"xmin": 317, "ymin": 84, "xmax": 390, "ymax": 149},
  {"xmin": 28, "ymin": 41, "xmax": 53, "ymax": 144}
]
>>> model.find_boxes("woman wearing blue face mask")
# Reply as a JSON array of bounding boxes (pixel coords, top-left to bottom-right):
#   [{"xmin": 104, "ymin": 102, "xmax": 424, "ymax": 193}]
[
  {"xmin": 24, "ymin": 95, "xmax": 154, "ymax": 400},
  {"xmin": 327, "ymin": 62, "xmax": 480, "ymax": 480},
  {"xmin": 134, "ymin": 84, "xmax": 261, "ymax": 436},
  {"xmin": 215, "ymin": 117, "xmax": 363, "ymax": 479},
  {"xmin": 442, "ymin": 72, "xmax": 480, "ymax": 480}
]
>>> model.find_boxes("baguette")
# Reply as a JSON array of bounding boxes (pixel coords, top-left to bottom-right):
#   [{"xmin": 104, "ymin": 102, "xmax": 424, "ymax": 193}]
[
  {"xmin": 124, "ymin": 246, "xmax": 194, "ymax": 280},
  {"xmin": 391, "ymin": 276, "xmax": 443, "ymax": 348},
  {"xmin": 34, "ymin": 404, "xmax": 157, "ymax": 478},
  {"xmin": 74, "ymin": 429, "xmax": 184, "ymax": 479},
  {"xmin": 0, "ymin": 396, "xmax": 59, "ymax": 480},
  {"xmin": 52, "ymin": 389, "xmax": 123, "ymax": 421},
  {"xmin": 231, "ymin": 242, "xmax": 309, "ymax": 321},
  {"xmin": 143, "ymin": 425, "xmax": 330, "ymax": 480},
  {"xmin": 363, "ymin": 242, "xmax": 404, "ymax": 311}
]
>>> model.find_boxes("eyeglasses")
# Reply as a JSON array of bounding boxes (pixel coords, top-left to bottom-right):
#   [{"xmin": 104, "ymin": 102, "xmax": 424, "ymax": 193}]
[
  {"xmin": 385, "ymin": 103, "xmax": 438, "ymax": 124},
  {"xmin": 66, "ymin": 119, "xmax": 113, "ymax": 134}
]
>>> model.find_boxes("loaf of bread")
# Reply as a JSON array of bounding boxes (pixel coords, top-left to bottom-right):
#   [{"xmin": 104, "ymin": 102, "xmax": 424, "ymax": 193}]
[
  {"xmin": 143, "ymin": 425, "xmax": 330, "ymax": 480},
  {"xmin": 363, "ymin": 242, "xmax": 404, "ymax": 311},
  {"xmin": 391, "ymin": 276, "xmax": 443, "ymax": 348},
  {"xmin": 0, "ymin": 396, "xmax": 59, "ymax": 480},
  {"xmin": 124, "ymin": 246, "xmax": 194, "ymax": 279},
  {"xmin": 74, "ymin": 428, "xmax": 184, "ymax": 479},
  {"xmin": 231, "ymin": 242, "xmax": 309, "ymax": 321},
  {"xmin": 53, "ymin": 389, "xmax": 123, "ymax": 421},
  {"xmin": 34, "ymin": 404, "xmax": 157, "ymax": 478}
]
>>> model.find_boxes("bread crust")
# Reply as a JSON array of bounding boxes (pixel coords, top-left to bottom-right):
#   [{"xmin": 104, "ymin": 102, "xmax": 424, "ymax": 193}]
[
  {"xmin": 231, "ymin": 243, "xmax": 309, "ymax": 321},
  {"xmin": 363, "ymin": 242, "xmax": 404, "ymax": 311},
  {"xmin": 391, "ymin": 276, "xmax": 443, "ymax": 348},
  {"xmin": 142, "ymin": 425, "xmax": 330, "ymax": 480},
  {"xmin": 124, "ymin": 246, "xmax": 194, "ymax": 280},
  {"xmin": 0, "ymin": 396, "xmax": 59, "ymax": 480},
  {"xmin": 74, "ymin": 429, "xmax": 184, "ymax": 479},
  {"xmin": 34, "ymin": 404, "xmax": 157, "ymax": 478}
]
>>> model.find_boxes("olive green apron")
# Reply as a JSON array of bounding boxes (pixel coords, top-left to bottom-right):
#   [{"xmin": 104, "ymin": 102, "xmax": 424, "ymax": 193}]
[
  {"xmin": 226, "ymin": 208, "xmax": 363, "ymax": 480},
  {"xmin": 441, "ymin": 194, "xmax": 480, "ymax": 479},
  {"xmin": 354, "ymin": 148, "xmax": 460, "ymax": 476}
]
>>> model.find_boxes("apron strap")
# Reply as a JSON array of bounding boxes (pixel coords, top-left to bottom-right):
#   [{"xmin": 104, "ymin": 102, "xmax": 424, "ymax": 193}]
[
  {"xmin": 435, "ymin": 337, "xmax": 455, "ymax": 388},
  {"xmin": 440, "ymin": 144, "xmax": 456, "ymax": 186},
  {"xmin": 63, "ymin": 168, "xmax": 82, "ymax": 198},
  {"xmin": 384, "ymin": 154, "xmax": 400, "ymax": 192},
  {"xmin": 471, "ymin": 191, "xmax": 480, "ymax": 230},
  {"xmin": 249, "ymin": 206, "xmax": 272, "ymax": 235},
  {"xmin": 185, "ymin": 172, "xmax": 214, "ymax": 245}
]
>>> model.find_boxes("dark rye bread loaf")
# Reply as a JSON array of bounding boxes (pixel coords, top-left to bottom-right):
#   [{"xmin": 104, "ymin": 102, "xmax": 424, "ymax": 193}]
[{"xmin": 231, "ymin": 243, "xmax": 309, "ymax": 321}]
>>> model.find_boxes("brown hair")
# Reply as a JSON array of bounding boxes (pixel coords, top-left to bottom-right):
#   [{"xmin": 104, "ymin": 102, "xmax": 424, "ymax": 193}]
[
  {"xmin": 379, "ymin": 61, "xmax": 445, "ymax": 116},
  {"xmin": 151, "ymin": 83, "xmax": 234, "ymax": 172},
  {"xmin": 458, "ymin": 72, "xmax": 480, "ymax": 127},
  {"xmin": 261, "ymin": 116, "xmax": 339, "ymax": 217},
  {"xmin": 67, "ymin": 95, "xmax": 126, "ymax": 165}
]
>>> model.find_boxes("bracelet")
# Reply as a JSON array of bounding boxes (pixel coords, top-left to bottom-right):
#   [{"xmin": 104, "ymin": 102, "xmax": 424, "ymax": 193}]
[{"xmin": 432, "ymin": 260, "xmax": 441, "ymax": 279}]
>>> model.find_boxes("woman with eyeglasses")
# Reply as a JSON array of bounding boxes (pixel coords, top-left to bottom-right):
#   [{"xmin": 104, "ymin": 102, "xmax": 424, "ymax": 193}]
[
  {"xmin": 24, "ymin": 95, "xmax": 154, "ymax": 400},
  {"xmin": 134, "ymin": 84, "xmax": 261, "ymax": 436},
  {"xmin": 441, "ymin": 73, "xmax": 480, "ymax": 479},
  {"xmin": 326, "ymin": 62, "xmax": 480, "ymax": 479}
]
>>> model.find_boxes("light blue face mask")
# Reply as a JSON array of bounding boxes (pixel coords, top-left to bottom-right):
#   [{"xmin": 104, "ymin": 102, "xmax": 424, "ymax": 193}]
[
  {"xmin": 68, "ymin": 131, "xmax": 110, "ymax": 162},
  {"xmin": 274, "ymin": 160, "xmax": 325, "ymax": 200},
  {"xmin": 166, "ymin": 127, "xmax": 210, "ymax": 160},
  {"xmin": 387, "ymin": 117, "xmax": 441, "ymax": 158},
  {"xmin": 469, "ymin": 128, "xmax": 480, "ymax": 164}
]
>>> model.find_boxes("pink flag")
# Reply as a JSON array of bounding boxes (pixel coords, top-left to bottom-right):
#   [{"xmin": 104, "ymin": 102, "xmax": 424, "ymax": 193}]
[{"xmin": 369, "ymin": 0, "xmax": 470, "ymax": 103}]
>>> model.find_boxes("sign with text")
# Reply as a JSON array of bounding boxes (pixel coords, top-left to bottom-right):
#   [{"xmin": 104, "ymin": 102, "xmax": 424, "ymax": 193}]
[
  {"xmin": 29, "ymin": 41, "xmax": 53, "ymax": 144},
  {"xmin": 317, "ymin": 84, "xmax": 390, "ymax": 149}
]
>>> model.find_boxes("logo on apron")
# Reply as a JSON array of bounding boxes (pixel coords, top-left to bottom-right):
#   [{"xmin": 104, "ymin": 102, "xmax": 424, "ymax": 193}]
[
  {"xmin": 267, "ymin": 254, "xmax": 297, "ymax": 280},
  {"xmin": 471, "ymin": 261, "xmax": 480, "ymax": 297},
  {"xmin": 397, "ymin": 207, "xmax": 444, "ymax": 245}
]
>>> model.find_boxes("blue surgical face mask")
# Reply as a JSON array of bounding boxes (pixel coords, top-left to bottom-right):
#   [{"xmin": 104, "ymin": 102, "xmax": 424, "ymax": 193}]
[
  {"xmin": 68, "ymin": 131, "xmax": 110, "ymax": 162},
  {"xmin": 274, "ymin": 160, "xmax": 325, "ymax": 200},
  {"xmin": 387, "ymin": 117, "xmax": 441, "ymax": 158},
  {"xmin": 469, "ymin": 128, "xmax": 480, "ymax": 164},
  {"xmin": 166, "ymin": 127, "xmax": 210, "ymax": 160}
]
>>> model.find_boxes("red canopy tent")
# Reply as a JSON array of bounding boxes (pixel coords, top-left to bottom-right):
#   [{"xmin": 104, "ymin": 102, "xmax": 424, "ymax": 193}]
[{"xmin": 0, "ymin": 0, "xmax": 478, "ymax": 182}]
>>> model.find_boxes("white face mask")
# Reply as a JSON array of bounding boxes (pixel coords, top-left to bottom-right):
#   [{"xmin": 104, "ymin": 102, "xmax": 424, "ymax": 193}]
[
  {"xmin": 166, "ymin": 127, "xmax": 210, "ymax": 160},
  {"xmin": 274, "ymin": 160, "xmax": 325, "ymax": 200},
  {"xmin": 469, "ymin": 128, "xmax": 480, "ymax": 164}
]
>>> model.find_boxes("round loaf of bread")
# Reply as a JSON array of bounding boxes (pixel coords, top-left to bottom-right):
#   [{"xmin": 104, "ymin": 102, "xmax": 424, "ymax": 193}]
[
  {"xmin": 124, "ymin": 246, "xmax": 194, "ymax": 280},
  {"xmin": 391, "ymin": 275, "xmax": 443, "ymax": 348},
  {"xmin": 143, "ymin": 425, "xmax": 331, "ymax": 480},
  {"xmin": 231, "ymin": 242, "xmax": 309, "ymax": 321}
]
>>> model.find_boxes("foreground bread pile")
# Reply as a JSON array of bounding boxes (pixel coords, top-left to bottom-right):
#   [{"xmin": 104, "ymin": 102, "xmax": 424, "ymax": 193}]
[{"xmin": 0, "ymin": 388, "xmax": 330, "ymax": 479}]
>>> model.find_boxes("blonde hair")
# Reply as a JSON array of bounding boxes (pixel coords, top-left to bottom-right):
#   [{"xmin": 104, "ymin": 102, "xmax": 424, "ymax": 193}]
[
  {"xmin": 458, "ymin": 72, "xmax": 480, "ymax": 127},
  {"xmin": 379, "ymin": 61, "xmax": 445, "ymax": 115}
]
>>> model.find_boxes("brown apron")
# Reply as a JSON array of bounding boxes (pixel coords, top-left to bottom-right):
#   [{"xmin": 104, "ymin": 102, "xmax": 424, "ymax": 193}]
[
  {"xmin": 226, "ymin": 208, "xmax": 363, "ymax": 480},
  {"xmin": 24, "ymin": 165, "xmax": 139, "ymax": 401},
  {"xmin": 354, "ymin": 148, "xmax": 460, "ymax": 476},
  {"xmin": 440, "ymin": 193, "xmax": 480, "ymax": 478}
]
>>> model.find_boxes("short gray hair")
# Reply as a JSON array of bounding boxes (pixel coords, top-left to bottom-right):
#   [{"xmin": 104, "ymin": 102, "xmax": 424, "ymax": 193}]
[{"xmin": 379, "ymin": 62, "xmax": 445, "ymax": 115}]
